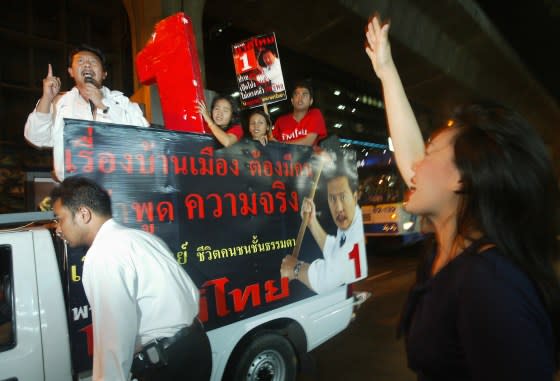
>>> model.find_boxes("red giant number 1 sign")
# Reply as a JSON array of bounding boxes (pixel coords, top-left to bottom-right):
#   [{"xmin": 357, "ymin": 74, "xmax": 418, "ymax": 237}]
[{"xmin": 136, "ymin": 13, "xmax": 206, "ymax": 133}]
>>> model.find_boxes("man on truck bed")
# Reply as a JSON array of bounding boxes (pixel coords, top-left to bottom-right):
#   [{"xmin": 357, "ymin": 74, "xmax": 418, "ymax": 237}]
[
  {"xmin": 272, "ymin": 81, "xmax": 327, "ymax": 146},
  {"xmin": 24, "ymin": 44, "xmax": 149, "ymax": 182},
  {"xmin": 51, "ymin": 176, "xmax": 211, "ymax": 381}
]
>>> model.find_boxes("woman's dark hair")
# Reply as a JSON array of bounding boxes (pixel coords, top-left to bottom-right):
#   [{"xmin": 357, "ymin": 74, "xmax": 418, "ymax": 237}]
[
  {"xmin": 450, "ymin": 101, "xmax": 560, "ymax": 357},
  {"xmin": 68, "ymin": 44, "xmax": 107, "ymax": 69},
  {"xmin": 51, "ymin": 176, "xmax": 112, "ymax": 217},
  {"xmin": 210, "ymin": 95, "xmax": 239, "ymax": 130},
  {"xmin": 249, "ymin": 109, "xmax": 272, "ymax": 133}
]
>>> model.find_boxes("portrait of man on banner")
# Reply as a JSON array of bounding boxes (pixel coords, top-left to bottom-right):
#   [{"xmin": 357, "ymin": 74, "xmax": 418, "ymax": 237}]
[
  {"xmin": 256, "ymin": 46, "xmax": 285, "ymax": 93},
  {"xmin": 280, "ymin": 150, "xmax": 368, "ymax": 294}
]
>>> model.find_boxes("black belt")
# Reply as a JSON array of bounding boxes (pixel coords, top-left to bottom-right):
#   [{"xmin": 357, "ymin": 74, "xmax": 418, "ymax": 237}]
[
  {"xmin": 132, "ymin": 319, "xmax": 203, "ymax": 372},
  {"xmin": 158, "ymin": 318, "xmax": 202, "ymax": 350}
]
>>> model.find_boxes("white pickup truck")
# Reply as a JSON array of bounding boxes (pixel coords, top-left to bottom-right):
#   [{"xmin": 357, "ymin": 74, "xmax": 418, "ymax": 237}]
[
  {"xmin": 0, "ymin": 209, "xmax": 367, "ymax": 381},
  {"xmin": 0, "ymin": 120, "xmax": 369, "ymax": 381}
]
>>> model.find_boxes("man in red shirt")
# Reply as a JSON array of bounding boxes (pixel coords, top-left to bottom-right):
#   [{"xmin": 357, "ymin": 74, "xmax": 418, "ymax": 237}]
[{"xmin": 272, "ymin": 81, "xmax": 327, "ymax": 146}]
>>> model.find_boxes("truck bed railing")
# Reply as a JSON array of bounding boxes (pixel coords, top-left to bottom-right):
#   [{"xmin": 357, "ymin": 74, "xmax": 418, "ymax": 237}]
[{"xmin": 0, "ymin": 212, "xmax": 54, "ymax": 228}]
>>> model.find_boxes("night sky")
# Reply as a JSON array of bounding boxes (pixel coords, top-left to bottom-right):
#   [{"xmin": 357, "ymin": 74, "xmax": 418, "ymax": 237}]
[{"xmin": 476, "ymin": 0, "xmax": 560, "ymax": 104}]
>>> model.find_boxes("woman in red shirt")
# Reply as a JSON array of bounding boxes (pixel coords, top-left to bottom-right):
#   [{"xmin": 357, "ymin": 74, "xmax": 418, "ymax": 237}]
[{"xmin": 197, "ymin": 95, "xmax": 243, "ymax": 147}]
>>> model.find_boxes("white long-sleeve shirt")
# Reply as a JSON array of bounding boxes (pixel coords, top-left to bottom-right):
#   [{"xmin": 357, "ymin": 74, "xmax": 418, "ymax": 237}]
[
  {"xmin": 24, "ymin": 86, "xmax": 149, "ymax": 181},
  {"xmin": 308, "ymin": 206, "xmax": 368, "ymax": 294},
  {"xmin": 82, "ymin": 219, "xmax": 199, "ymax": 381}
]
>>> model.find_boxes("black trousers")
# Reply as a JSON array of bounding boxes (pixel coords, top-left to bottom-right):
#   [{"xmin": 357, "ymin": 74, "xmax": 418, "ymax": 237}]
[{"xmin": 132, "ymin": 319, "xmax": 212, "ymax": 381}]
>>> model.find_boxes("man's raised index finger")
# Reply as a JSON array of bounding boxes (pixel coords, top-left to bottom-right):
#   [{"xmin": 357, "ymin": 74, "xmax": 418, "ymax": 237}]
[{"xmin": 47, "ymin": 63, "xmax": 53, "ymax": 77}]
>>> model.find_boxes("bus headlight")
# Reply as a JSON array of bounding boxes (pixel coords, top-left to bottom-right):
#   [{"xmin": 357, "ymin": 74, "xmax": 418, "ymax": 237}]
[{"xmin": 403, "ymin": 221, "xmax": 414, "ymax": 231}]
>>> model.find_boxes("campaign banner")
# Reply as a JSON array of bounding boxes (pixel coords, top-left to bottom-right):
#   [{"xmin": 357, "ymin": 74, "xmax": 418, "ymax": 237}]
[
  {"xmin": 62, "ymin": 118, "xmax": 366, "ymax": 372},
  {"xmin": 232, "ymin": 32, "xmax": 287, "ymax": 108}
]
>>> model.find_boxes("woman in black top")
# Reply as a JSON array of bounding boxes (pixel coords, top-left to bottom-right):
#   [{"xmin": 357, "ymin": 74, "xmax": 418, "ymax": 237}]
[{"xmin": 365, "ymin": 14, "xmax": 560, "ymax": 380}]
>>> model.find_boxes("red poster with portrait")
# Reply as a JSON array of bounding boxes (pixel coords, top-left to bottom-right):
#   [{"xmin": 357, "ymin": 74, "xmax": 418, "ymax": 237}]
[{"xmin": 232, "ymin": 33, "xmax": 287, "ymax": 108}]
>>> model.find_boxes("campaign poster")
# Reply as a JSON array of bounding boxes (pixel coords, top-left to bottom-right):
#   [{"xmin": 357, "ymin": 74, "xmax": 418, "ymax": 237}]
[
  {"xmin": 61, "ymin": 119, "xmax": 367, "ymax": 372},
  {"xmin": 232, "ymin": 32, "xmax": 287, "ymax": 108}
]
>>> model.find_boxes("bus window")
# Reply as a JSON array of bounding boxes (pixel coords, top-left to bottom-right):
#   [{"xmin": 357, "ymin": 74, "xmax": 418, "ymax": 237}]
[{"xmin": 341, "ymin": 139, "xmax": 423, "ymax": 247}]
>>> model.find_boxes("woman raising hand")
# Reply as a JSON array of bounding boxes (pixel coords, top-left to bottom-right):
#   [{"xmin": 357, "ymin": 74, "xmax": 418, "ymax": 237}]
[
  {"xmin": 197, "ymin": 95, "xmax": 243, "ymax": 147},
  {"xmin": 365, "ymin": 13, "xmax": 560, "ymax": 381}
]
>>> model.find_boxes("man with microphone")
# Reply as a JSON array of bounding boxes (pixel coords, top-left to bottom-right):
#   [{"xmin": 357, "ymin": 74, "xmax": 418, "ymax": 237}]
[{"xmin": 24, "ymin": 44, "xmax": 149, "ymax": 182}]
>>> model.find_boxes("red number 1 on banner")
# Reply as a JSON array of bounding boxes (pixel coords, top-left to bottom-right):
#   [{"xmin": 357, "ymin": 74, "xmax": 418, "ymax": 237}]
[
  {"xmin": 234, "ymin": 49, "xmax": 258, "ymax": 74},
  {"xmin": 348, "ymin": 244, "xmax": 362, "ymax": 278}
]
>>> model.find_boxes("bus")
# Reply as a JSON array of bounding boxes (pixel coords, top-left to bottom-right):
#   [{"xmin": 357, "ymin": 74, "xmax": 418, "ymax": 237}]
[{"xmin": 341, "ymin": 139, "xmax": 423, "ymax": 248}]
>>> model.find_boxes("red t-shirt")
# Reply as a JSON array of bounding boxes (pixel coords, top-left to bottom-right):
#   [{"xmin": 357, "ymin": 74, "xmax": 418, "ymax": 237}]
[
  {"xmin": 272, "ymin": 108, "xmax": 327, "ymax": 145},
  {"xmin": 225, "ymin": 124, "xmax": 244, "ymax": 141},
  {"xmin": 203, "ymin": 122, "xmax": 244, "ymax": 142}
]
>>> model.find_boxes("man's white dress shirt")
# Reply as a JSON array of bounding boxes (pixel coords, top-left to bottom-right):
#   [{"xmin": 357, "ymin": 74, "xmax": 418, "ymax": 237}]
[
  {"xmin": 24, "ymin": 86, "xmax": 149, "ymax": 181},
  {"xmin": 82, "ymin": 219, "xmax": 199, "ymax": 381}
]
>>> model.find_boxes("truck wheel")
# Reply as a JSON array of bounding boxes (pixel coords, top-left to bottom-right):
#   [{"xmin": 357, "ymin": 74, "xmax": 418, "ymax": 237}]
[{"xmin": 231, "ymin": 333, "xmax": 297, "ymax": 381}]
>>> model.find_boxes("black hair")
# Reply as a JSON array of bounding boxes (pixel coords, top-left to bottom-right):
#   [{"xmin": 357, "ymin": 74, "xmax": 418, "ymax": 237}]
[
  {"xmin": 68, "ymin": 44, "xmax": 107, "ymax": 69},
  {"xmin": 210, "ymin": 94, "xmax": 240, "ymax": 130},
  {"xmin": 51, "ymin": 176, "xmax": 112, "ymax": 217},
  {"xmin": 248, "ymin": 109, "xmax": 272, "ymax": 132},
  {"xmin": 449, "ymin": 101, "xmax": 560, "ymax": 357},
  {"xmin": 322, "ymin": 153, "xmax": 359, "ymax": 193},
  {"xmin": 291, "ymin": 80, "xmax": 314, "ymax": 99}
]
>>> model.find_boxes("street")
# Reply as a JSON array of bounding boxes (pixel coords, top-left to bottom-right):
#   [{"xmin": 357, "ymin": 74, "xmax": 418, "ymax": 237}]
[
  {"xmin": 298, "ymin": 242, "xmax": 560, "ymax": 381},
  {"xmin": 298, "ymin": 243, "xmax": 421, "ymax": 381}
]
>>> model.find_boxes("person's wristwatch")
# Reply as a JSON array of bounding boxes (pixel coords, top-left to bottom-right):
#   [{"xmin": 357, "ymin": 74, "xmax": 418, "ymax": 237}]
[{"xmin": 293, "ymin": 261, "xmax": 303, "ymax": 279}]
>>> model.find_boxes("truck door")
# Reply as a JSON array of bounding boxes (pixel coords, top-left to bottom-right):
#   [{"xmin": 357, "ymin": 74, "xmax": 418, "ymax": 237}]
[{"xmin": 0, "ymin": 231, "xmax": 44, "ymax": 381}]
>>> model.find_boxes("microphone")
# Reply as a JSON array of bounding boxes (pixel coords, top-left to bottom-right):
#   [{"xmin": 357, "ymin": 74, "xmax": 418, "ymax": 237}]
[
  {"xmin": 84, "ymin": 74, "xmax": 96, "ymax": 115},
  {"xmin": 84, "ymin": 73, "xmax": 97, "ymax": 86}
]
